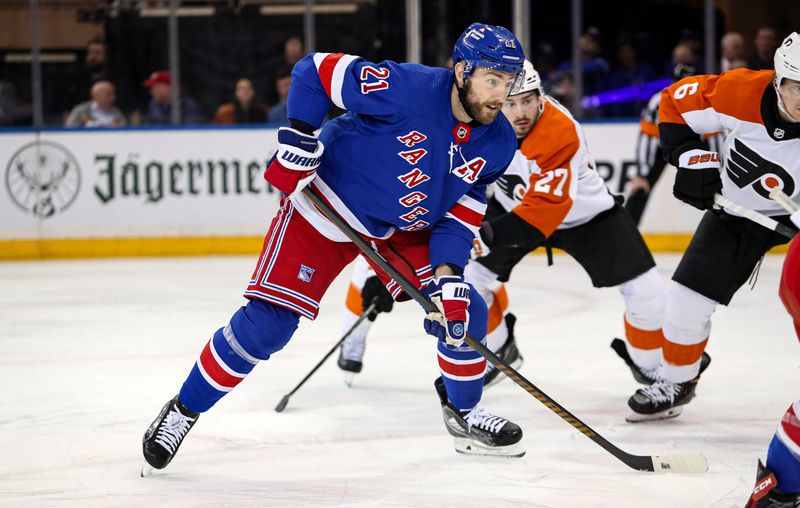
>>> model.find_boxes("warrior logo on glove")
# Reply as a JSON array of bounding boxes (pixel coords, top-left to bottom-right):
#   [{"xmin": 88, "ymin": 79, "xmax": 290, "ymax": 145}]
[
  {"xmin": 424, "ymin": 275, "xmax": 471, "ymax": 347},
  {"xmin": 727, "ymin": 139, "xmax": 795, "ymax": 199}
]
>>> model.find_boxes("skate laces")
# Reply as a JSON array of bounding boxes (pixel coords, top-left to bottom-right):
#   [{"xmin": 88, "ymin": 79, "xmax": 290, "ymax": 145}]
[
  {"xmin": 641, "ymin": 366, "xmax": 660, "ymax": 383},
  {"xmin": 639, "ymin": 380, "xmax": 681, "ymax": 404},
  {"xmin": 154, "ymin": 405, "xmax": 196, "ymax": 454},
  {"xmin": 464, "ymin": 407, "xmax": 508, "ymax": 434}
]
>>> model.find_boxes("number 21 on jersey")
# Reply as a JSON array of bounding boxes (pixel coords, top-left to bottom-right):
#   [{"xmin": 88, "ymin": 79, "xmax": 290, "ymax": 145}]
[{"xmin": 360, "ymin": 66, "xmax": 390, "ymax": 94}]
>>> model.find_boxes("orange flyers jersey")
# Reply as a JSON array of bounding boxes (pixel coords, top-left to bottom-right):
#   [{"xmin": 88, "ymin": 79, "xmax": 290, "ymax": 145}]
[
  {"xmin": 659, "ymin": 69, "xmax": 800, "ymax": 217},
  {"xmin": 490, "ymin": 96, "xmax": 614, "ymax": 236}
]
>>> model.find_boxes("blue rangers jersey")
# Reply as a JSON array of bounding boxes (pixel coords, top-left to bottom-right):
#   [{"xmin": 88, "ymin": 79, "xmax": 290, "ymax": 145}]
[{"xmin": 285, "ymin": 52, "xmax": 517, "ymax": 271}]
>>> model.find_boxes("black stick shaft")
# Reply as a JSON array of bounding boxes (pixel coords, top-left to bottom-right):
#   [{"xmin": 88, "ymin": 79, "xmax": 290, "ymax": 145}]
[
  {"xmin": 283, "ymin": 302, "xmax": 376, "ymax": 399},
  {"xmin": 301, "ymin": 187, "xmax": 657, "ymax": 472}
]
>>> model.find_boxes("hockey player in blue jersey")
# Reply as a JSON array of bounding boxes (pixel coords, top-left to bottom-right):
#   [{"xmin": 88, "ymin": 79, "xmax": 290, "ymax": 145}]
[
  {"xmin": 142, "ymin": 23, "xmax": 527, "ymax": 473},
  {"xmin": 746, "ymin": 206, "xmax": 800, "ymax": 508}
]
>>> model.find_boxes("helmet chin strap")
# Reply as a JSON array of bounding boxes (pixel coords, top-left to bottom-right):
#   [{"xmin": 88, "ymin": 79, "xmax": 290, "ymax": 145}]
[{"xmin": 774, "ymin": 77, "xmax": 800, "ymax": 124}]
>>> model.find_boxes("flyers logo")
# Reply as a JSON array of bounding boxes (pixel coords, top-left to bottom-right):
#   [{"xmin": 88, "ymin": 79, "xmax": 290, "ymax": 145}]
[
  {"xmin": 727, "ymin": 139, "xmax": 795, "ymax": 199},
  {"xmin": 495, "ymin": 174, "xmax": 528, "ymax": 202}
]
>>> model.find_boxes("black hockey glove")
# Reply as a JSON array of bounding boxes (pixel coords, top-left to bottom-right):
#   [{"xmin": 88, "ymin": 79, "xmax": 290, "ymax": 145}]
[
  {"xmin": 362, "ymin": 276, "xmax": 394, "ymax": 321},
  {"xmin": 484, "ymin": 212, "xmax": 546, "ymax": 252},
  {"xmin": 672, "ymin": 146, "xmax": 722, "ymax": 211}
]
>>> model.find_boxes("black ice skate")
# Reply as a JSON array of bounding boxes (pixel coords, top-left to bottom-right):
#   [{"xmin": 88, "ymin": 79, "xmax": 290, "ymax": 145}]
[
  {"xmin": 483, "ymin": 313, "xmax": 524, "ymax": 388},
  {"xmin": 610, "ymin": 337, "xmax": 711, "ymax": 385},
  {"xmin": 141, "ymin": 395, "xmax": 199, "ymax": 475},
  {"xmin": 626, "ymin": 377, "xmax": 700, "ymax": 422},
  {"xmin": 434, "ymin": 377, "xmax": 524, "ymax": 457},
  {"xmin": 746, "ymin": 459, "xmax": 800, "ymax": 508}
]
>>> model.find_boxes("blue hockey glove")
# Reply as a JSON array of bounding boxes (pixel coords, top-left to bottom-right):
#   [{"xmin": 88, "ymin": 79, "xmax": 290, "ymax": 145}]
[
  {"xmin": 423, "ymin": 275, "xmax": 470, "ymax": 347},
  {"xmin": 264, "ymin": 127, "xmax": 325, "ymax": 195}
]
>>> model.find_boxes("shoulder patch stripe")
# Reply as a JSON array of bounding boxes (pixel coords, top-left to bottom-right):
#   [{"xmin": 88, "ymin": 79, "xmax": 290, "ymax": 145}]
[
  {"xmin": 314, "ymin": 53, "xmax": 358, "ymax": 109},
  {"xmin": 314, "ymin": 52, "xmax": 338, "ymax": 99},
  {"xmin": 331, "ymin": 54, "xmax": 359, "ymax": 109}
]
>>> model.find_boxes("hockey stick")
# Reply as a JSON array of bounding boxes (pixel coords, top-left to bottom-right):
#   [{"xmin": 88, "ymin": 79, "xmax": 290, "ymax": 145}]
[
  {"xmin": 714, "ymin": 194, "xmax": 797, "ymax": 240},
  {"xmin": 768, "ymin": 188, "xmax": 800, "ymax": 215},
  {"xmin": 301, "ymin": 186, "xmax": 708, "ymax": 474},
  {"xmin": 275, "ymin": 301, "xmax": 377, "ymax": 412}
]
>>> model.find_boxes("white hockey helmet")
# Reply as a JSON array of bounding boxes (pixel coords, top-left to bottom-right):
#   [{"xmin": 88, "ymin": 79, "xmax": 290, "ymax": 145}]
[
  {"xmin": 509, "ymin": 59, "xmax": 542, "ymax": 96},
  {"xmin": 774, "ymin": 32, "xmax": 800, "ymax": 85}
]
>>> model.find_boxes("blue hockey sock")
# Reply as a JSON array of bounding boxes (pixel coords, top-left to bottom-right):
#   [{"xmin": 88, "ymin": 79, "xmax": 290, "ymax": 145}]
[
  {"xmin": 767, "ymin": 433, "xmax": 800, "ymax": 493},
  {"xmin": 179, "ymin": 299, "xmax": 300, "ymax": 413},
  {"xmin": 436, "ymin": 287, "xmax": 488, "ymax": 411},
  {"xmin": 437, "ymin": 341, "xmax": 485, "ymax": 410}
]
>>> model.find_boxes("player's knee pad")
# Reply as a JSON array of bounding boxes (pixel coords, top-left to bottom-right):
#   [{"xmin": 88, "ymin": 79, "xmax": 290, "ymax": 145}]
[
  {"xmin": 618, "ymin": 267, "xmax": 665, "ymax": 329},
  {"xmin": 228, "ymin": 298, "xmax": 301, "ymax": 361},
  {"xmin": 664, "ymin": 282, "xmax": 717, "ymax": 341}
]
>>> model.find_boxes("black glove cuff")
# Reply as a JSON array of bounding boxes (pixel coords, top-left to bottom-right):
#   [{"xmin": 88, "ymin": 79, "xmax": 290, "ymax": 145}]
[
  {"xmin": 486, "ymin": 212, "xmax": 546, "ymax": 251},
  {"xmin": 289, "ymin": 118, "xmax": 317, "ymax": 135}
]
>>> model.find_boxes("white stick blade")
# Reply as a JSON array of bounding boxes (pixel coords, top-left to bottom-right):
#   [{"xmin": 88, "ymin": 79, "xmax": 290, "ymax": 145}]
[
  {"xmin": 769, "ymin": 188, "xmax": 800, "ymax": 213},
  {"xmin": 650, "ymin": 453, "xmax": 708, "ymax": 474}
]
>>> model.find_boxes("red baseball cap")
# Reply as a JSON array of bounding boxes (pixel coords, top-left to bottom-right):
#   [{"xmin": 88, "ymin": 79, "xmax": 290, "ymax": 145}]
[{"xmin": 144, "ymin": 70, "xmax": 171, "ymax": 88}]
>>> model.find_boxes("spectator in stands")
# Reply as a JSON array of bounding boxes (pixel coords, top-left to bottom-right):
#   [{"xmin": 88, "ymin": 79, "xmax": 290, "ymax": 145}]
[
  {"xmin": 532, "ymin": 41, "xmax": 559, "ymax": 93},
  {"xmin": 729, "ymin": 57, "xmax": 748, "ymax": 70},
  {"xmin": 65, "ymin": 80, "xmax": 126, "ymax": 128},
  {"xmin": 85, "ymin": 38, "xmax": 109, "ymax": 84},
  {"xmin": 283, "ymin": 36, "xmax": 305, "ymax": 69},
  {"xmin": 720, "ymin": 32, "xmax": 746, "ymax": 72},
  {"xmin": 672, "ymin": 43, "xmax": 697, "ymax": 67},
  {"xmin": 677, "ymin": 29, "xmax": 705, "ymax": 72},
  {"xmin": 213, "ymin": 78, "xmax": 267, "ymax": 125},
  {"xmin": 748, "ymin": 26, "xmax": 779, "ymax": 70},
  {"xmin": 556, "ymin": 28, "xmax": 610, "ymax": 115},
  {"xmin": 57, "ymin": 37, "xmax": 112, "ymax": 123},
  {"xmin": 267, "ymin": 67, "xmax": 291, "ymax": 125},
  {"xmin": 143, "ymin": 70, "xmax": 204, "ymax": 125},
  {"xmin": 603, "ymin": 41, "xmax": 656, "ymax": 117},
  {"xmin": 266, "ymin": 36, "xmax": 306, "ymax": 104},
  {"xmin": 662, "ymin": 42, "xmax": 698, "ymax": 77}
]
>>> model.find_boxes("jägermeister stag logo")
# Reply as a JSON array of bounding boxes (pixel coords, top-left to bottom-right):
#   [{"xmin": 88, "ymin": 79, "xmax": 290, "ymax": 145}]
[{"xmin": 5, "ymin": 141, "xmax": 81, "ymax": 218}]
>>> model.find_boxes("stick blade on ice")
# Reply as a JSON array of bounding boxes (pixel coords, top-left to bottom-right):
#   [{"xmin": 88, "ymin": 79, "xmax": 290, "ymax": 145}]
[
  {"xmin": 649, "ymin": 453, "xmax": 708, "ymax": 474},
  {"xmin": 274, "ymin": 395, "xmax": 290, "ymax": 413}
]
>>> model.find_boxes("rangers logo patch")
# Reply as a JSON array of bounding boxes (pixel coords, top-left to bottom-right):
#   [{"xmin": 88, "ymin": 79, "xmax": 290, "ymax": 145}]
[{"xmin": 297, "ymin": 264, "xmax": 315, "ymax": 283}]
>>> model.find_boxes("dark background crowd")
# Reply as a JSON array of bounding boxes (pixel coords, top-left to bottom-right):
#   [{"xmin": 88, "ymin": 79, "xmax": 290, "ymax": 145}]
[{"xmin": 0, "ymin": 0, "xmax": 798, "ymax": 128}]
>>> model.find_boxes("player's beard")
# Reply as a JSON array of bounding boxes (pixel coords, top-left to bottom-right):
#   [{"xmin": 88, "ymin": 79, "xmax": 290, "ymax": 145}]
[{"xmin": 459, "ymin": 80, "xmax": 503, "ymax": 125}]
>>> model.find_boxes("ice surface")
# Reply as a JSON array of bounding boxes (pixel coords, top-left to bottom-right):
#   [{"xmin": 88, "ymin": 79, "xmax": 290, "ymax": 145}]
[{"xmin": 0, "ymin": 253, "xmax": 797, "ymax": 507}]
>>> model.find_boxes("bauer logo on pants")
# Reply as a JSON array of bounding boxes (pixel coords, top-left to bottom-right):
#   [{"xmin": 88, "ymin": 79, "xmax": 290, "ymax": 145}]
[
  {"xmin": 297, "ymin": 264, "xmax": 315, "ymax": 283},
  {"xmin": 5, "ymin": 140, "xmax": 81, "ymax": 218}
]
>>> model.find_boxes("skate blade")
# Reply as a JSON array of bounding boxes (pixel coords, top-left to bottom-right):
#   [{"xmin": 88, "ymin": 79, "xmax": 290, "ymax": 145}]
[
  {"xmin": 140, "ymin": 464, "xmax": 155, "ymax": 477},
  {"xmin": 484, "ymin": 357, "xmax": 524, "ymax": 389},
  {"xmin": 343, "ymin": 371, "xmax": 356, "ymax": 387},
  {"xmin": 626, "ymin": 405, "xmax": 684, "ymax": 423},
  {"xmin": 454, "ymin": 437, "xmax": 526, "ymax": 458}
]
